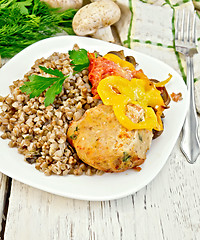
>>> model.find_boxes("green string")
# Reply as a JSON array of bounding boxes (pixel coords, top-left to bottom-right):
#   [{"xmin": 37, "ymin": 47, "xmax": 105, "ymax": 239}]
[
  {"xmin": 124, "ymin": 0, "xmax": 199, "ymax": 83},
  {"xmin": 126, "ymin": 0, "xmax": 134, "ymax": 49},
  {"xmin": 123, "ymin": 39, "xmax": 173, "ymax": 48}
]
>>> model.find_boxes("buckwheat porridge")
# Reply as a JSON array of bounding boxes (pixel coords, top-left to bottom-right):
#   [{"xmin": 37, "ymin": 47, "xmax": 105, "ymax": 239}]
[{"xmin": 0, "ymin": 49, "xmax": 103, "ymax": 176}]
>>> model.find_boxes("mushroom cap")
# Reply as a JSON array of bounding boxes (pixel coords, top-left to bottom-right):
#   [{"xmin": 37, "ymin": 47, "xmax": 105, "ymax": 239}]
[
  {"xmin": 41, "ymin": 0, "xmax": 83, "ymax": 11},
  {"xmin": 72, "ymin": 0, "xmax": 121, "ymax": 36}
]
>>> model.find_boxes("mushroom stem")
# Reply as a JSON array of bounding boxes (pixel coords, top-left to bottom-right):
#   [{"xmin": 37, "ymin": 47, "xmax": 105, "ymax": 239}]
[{"xmin": 91, "ymin": 26, "xmax": 115, "ymax": 42}]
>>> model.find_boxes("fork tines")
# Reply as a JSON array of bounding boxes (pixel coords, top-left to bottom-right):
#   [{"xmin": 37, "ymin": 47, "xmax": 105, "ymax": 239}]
[{"xmin": 175, "ymin": 9, "xmax": 197, "ymax": 46}]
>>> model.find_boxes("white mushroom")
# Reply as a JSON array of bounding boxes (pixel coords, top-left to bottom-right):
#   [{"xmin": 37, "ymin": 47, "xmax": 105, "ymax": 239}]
[
  {"xmin": 91, "ymin": 26, "xmax": 116, "ymax": 42},
  {"xmin": 41, "ymin": 0, "xmax": 83, "ymax": 11},
  {"xmin": 72, "ymin": 0, "xmax": 121, "ymax": 42},
  {"xmin": 195, "ymin": 80, "xmax": 200, "ymax": 114},
  {"xmin": 193, "ymin": 1, "xmax": 200, "ymax": 10}
]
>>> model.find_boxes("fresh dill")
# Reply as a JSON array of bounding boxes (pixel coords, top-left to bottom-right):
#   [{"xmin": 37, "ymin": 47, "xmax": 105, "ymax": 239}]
[{"xmin": 0, "ymin": 0, "xmax": 77, "ymax": 58}]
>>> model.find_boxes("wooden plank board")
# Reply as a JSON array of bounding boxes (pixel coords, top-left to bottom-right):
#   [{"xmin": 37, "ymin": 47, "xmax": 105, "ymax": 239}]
[
  {"xmin": 0, "ymin": 57, "xmax": 10, "ymax": 237},
  {"xmin": 3, "ymin": 140, "xmax": 200, "ymax": 240},
  {"xmin": 0, "ymin": 173, "xmax": 9, "ymax": 234}
]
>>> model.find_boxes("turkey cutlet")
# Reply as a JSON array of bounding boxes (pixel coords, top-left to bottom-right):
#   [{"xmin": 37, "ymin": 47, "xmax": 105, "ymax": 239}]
[{"xmin": 67, "ymin": 104, "xmax": 153, "ymax": 172}]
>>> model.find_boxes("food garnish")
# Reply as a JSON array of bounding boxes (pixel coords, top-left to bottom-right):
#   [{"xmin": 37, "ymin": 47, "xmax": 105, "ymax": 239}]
[
  {"xmin": 0, "ymin": 0, "xmax": 77, "ymax": 58},
  {"xmin": 20, "ymin": 48, "xmax": 91, "ymax": 106},
  {"xmin": 68, "ymin": 48, "xmax": 90, "ymax": 73},
  {"xmin": 20, "ymin": 66, "xmax": 68, "ymax": 107}
]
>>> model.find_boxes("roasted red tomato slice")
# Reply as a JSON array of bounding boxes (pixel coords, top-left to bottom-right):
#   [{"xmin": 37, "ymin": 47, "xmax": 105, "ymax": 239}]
[{"xmin": 88, "ymin": 53, "xmax": 148, "ymax": 98}]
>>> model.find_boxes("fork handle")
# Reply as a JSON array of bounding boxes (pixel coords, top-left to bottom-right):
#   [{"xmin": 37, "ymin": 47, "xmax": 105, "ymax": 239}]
[{"xmin": 180, "ymin": 56, "xmax": 200, "ymax": 163}]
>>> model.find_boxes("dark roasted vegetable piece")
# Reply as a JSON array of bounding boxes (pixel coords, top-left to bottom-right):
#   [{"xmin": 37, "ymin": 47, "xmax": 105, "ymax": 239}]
[
  {"xmin": 152, "ymin": 128, "xmax": 163, "ymax": 139},
  {"xmin": 108, "ymin": 50, "xmax": 137, "ymax": 68},
  {"xmin": 150, "ymin": 79, "xmax": 171, "ymax": 106},
  {"xmin": 108, "ymin": 50, "xmax": 126, "ymax": 60},
  {"xmin": 150, "ymin": 79, "xmax": 170, "ymax": 139},
  {"xmin": 125, "ymin": 56, "xmax": 137, "ymax": 68}
]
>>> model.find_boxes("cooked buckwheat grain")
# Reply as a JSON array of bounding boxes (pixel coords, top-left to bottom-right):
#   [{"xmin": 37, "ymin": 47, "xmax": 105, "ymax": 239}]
[{"xmin": 0, "ymin": 51, "xmax": 104, "ymax": 176}]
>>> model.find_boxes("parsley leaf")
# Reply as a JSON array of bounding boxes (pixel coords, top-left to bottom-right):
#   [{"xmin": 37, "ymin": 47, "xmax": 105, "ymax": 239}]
[
  {"xmin": 39, "ymin": 66, "xmax": 65, "ymax": 78},
  {"xmin": 20, "ymin": 75, "xmax": 58, "ymax": 98},
  {"xmin": 44, "ymin": 77, "xmax": 65, "ymax": 106},
  {"xmin": 68, "ymin": 49, "xmax": 90, "ymax": 73},
  {"xmin": 20, "ymin": 66, "xmax": 68, "ymax": 107}
]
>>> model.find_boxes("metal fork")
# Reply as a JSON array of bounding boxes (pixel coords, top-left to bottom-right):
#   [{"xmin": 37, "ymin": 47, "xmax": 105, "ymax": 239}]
[{"xmin": 175, "ymin": 9, "xmax": 200, "ymax": 163}]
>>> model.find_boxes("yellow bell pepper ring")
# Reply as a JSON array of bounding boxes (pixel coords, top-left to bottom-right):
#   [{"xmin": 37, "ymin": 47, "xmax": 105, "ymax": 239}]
[
  {"xmin": 97, "ymin": 75, "xmax": 164, "ymax": 108},
  {"xmin": 97, "ymin": 75, "xmax": 165, "ymax": 131},
  {"xmin": 103, "ymin": 53, "xmax": 135, "ymax": 71},
  {"xmin": 154, "ymin": 74, "xmax": 172, "ymax": 88},
  {"xmin": 113, "ymin": 103, "xmax": 159, "ymax": 131},
  {"xmin": 131, "ymin": 78, "xmax": 165, "ymax": 107},
  {"xmin": 96, "ymin": 75, "xmax": 130, "ymax": 106}
]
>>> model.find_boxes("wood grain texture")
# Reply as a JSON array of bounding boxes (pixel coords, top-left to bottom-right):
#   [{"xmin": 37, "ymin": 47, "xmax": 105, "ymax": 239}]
[
  {"xmin": 0, "ymin": 59, "xmax": 10, "ymax": 237},
  {"xmin": 0, "ymin": 173, "xmax": 9, "ymax": 233},
  {"xmin": 3, "ymin": 133, "xmax": 200, "ymax": 240}
]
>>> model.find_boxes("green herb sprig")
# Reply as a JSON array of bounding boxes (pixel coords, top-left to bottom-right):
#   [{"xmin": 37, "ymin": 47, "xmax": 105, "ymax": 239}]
[
  {"xmin": 20, "ymin": 48, "xmax": 91, "ymax": 106},
  {"xmin": 0, "ymin": 0, "xmax": 77, "ymax": 58},
  {"xmin": 20, "ymin": 66, "xmax": 68, "ymax": 106},
  {"xmin": 68, "ymin": 49, "xmax": 90, "ymax": 73}
]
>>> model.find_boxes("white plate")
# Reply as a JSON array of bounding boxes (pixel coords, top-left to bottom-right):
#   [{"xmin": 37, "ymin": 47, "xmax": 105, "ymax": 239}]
[{"xmin": 0, "ymin": 36, "xmax": 187, "ymax": 201}]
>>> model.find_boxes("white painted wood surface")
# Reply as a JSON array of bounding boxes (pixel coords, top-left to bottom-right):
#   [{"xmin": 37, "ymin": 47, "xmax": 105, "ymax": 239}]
[
  {"xmin": 0, "ymin": 173, "xmax": 9, "ymax": 233},
  {"xmin": 2, "ymin": 129, "xmax": 200, "ymax": 240}
]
